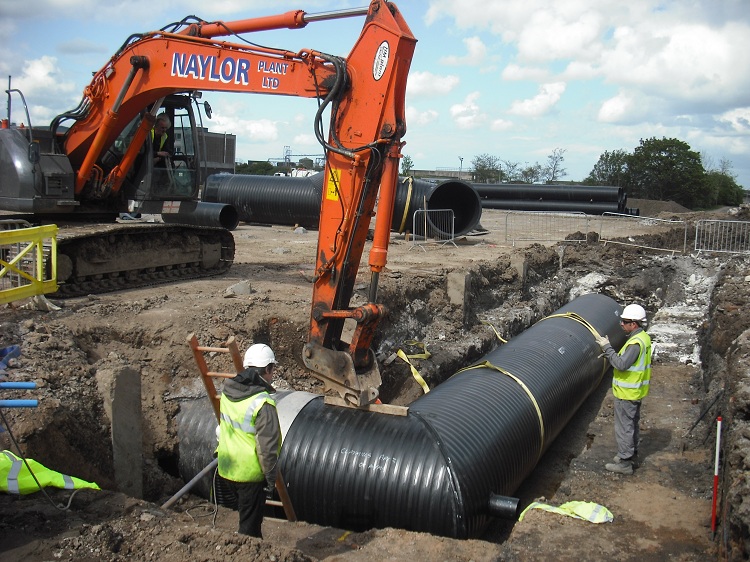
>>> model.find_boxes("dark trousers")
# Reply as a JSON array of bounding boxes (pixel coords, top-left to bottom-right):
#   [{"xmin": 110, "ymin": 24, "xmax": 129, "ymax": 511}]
[{"xmin": 231, "ymin": 480, "xmax": 266, "ymax": 537}]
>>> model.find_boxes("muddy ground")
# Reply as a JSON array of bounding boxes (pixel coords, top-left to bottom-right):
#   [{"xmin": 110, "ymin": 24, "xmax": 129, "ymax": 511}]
[{"xmin": 1, "ymin": 201, "xmax": 750, "ymax": 561}]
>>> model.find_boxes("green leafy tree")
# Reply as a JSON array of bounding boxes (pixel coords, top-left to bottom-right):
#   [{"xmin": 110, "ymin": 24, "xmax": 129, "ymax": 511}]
[
  {"xmin": 400, "ymin": 154, "xmax": 414, "ymax": 176},
  {"xmin": 705, "ymin": 170, "xmax": 744, "ymax": 206},
  {"xmin": 502, "ymin": 160, "xmax": 521, "ymax": 182},
  {"xmin": 585, "ymin": 149, "xmax": 629, "ymax": 186},
  {"xmin": 519, "ymin": 163, "xmax": 542, "ymax": 184},
  {"xmin": 235, "ymin": 161, "xmax": 276, "ymax": 175},
  {"xmin": 625, "ymin": 137, "xmax": 707, "ymax": 209},
  {"xmin": 472, "ymin": 153, "xmax": 504, "ymax": 183},
  {"xmin": 542, "ymin": 148, "xmax": 567, "ymax": 182}
]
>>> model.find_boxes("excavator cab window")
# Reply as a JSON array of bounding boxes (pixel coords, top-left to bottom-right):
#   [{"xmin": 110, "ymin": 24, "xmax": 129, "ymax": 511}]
[
  {"xmin": 121, "ymin": 95, "xmax": 200, "ymax": 202},
  {"xmin": 167, "ymin": 107, "xmax": 198, "ymax": 197}
]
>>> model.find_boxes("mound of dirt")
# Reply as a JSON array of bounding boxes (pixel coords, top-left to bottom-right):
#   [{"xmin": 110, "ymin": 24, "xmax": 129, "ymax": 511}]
[{"xmin": 627, "ymin": 198, "xmax": 692, "ymax": 216}]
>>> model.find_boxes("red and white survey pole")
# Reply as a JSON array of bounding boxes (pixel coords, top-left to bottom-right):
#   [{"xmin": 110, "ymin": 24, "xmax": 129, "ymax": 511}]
[{"xmin": 711, "ymin": 416, "xmax": 723, "ymax": 539}]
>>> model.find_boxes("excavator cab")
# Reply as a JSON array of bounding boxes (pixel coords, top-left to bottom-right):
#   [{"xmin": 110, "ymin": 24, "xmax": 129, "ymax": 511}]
[{"xmin": 107, "ymin": 94, "xmax": 203, "ymax": 205}]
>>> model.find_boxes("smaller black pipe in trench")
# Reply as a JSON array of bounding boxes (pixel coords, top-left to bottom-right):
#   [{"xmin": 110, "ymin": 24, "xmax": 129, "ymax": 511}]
[
  {"xmin": 177, "ymin": 293, "xmax": 625, "ymax": 539},
  {"xmin": 203, "ymin": 173, "xmax": 483, "ymax": 237}
]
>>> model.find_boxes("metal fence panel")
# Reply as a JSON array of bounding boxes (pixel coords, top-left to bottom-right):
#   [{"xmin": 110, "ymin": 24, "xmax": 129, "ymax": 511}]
[
  {"xmin": 410, "ymin": 209, "xmax": 457, "ymax": 250},
  {"xmin": 504, "ymin": 211, "xmax": 590, "ymax": 246},
  {"xmin": 695, "ymin": 219, "xmax": 750, "ymax": 254},
  {"xmin": 599, "ymin": 213, "xmax": 687, "ymax": 255}
]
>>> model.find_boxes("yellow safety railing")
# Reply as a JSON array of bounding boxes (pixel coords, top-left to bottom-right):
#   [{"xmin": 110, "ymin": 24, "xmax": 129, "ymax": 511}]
[{"xmin": 0, "ymin": 224, "xmax": 58, "ymax": 304}]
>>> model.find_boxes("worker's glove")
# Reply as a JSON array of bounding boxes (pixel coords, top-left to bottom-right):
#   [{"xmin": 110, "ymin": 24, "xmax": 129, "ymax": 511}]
[
  {"xmin": 594, "ymin": 334, "xmax": 610, "ymax": 349},
  {"xmin": 264, "ymin": 481, "xmax": 275, "ymax": 500}
]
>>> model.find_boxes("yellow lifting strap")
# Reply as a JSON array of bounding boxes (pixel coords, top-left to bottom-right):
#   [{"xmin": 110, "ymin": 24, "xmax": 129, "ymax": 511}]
[
  {"xmin": 544, "ymin": 311, "xmax": 600, "ymax": 337},
  {"xmin": 396, "ymin": 340, "xmax": 431, "ymax": 394},
  {"xmin": 518, "ymin": 500, "xmax": 614, "ymax": 524},
  {"xmin": 481, "ymin": 320, "xmax": 508, "ymax": 343},
  {"xmin": 543, "ymin": 311, "xmax": 610, "ymax": 380},
  {"xmin": 457, "ymin": 360, "xmax": 546, "ymax": 460}
]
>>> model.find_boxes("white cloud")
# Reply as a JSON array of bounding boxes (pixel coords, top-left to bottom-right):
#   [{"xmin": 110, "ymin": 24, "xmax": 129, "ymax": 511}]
[
  {"xmin": 291, "ymin": 133, "xmax": 319, "ymax": 149},
  {"xmin": 440, "ymin": 36, "xmax": 487, "ymax": 66},
  {"xmin": 501, "ymin": 64, "xmax": 549, "ymax": 82},
  {"xmin": 509, "ymin": 82, "xmax": 566, "ymax": 117},
  {"xmin": 516, "ymin": 10, "xmax": 603, "ymax": 63},
  {"xmin": 407, "ymin": 71, "xmax": 460, "ymax": 97},
  {"xmin": 212, "ymin": 113, "xmax": 279, "ymax": 143},
  {"xmin": 491, "ymin": 119, "xmax": 513, "ymax": 132},
  {"xmin": 597, "ymin": 93, "xmax": 634, "ymax": 124},
  {"xmin": 600, "ymin": 21, "xmax": 750, "ymax": 109},
  {"xmin": 450, "ymin": 92, "xmax": 487, "ymax": 129},
  {"xmin": 717, "ymin": 108, "xmax": 750, "ymax": 134},
  {"xmin": 406, "ymin": 106, "xmax": 439, "ymax": 127}
]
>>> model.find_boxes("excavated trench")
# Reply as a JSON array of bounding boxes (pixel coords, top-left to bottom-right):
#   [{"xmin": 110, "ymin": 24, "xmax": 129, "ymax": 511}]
[
  {"xmin": 172, "ymin": 239, "xmax": 747, "ymax": 541},
  {"xmin": 3, "ymin": 228, "xmax": 750, "ymax": 553}
]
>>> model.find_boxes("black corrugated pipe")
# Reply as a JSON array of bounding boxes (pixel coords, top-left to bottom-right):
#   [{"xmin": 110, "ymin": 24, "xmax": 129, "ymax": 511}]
[
  {"xmin": 160, "ymin": 201, "xmax": 239, "ymax": 230},
  {"xmin": 202, "ymin": 173, "xmax": 483, "ymax": 237},
  {"xmin": 473, "ymin": 183, "xmax": 623, "ymax": 203},
  {"xmin": 391, "ymin": 176, "xmax": 483, "ymax": 237},
  {"xmin": 177, "ymin": 293, "xmax": 625, "ymax": 538},
  {"xmin": 482, "ymin": 199, "xmax": 622, "ymax": 215},
  {"xmin": 203, "ymin": 173, "xmax": 323, "ymax": 229}
]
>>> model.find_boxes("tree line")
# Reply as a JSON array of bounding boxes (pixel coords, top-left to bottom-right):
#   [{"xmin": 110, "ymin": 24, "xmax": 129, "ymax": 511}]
[
  {"xmin": 401, "ymin": 137, "xmax": 744, "ymax": 210},
  {"xmin": 584, "ymin": 138, "xmax": 743, "ymax": 209}
]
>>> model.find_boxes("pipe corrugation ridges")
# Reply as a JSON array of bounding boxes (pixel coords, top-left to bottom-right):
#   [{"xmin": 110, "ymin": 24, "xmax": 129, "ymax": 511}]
[
  {"xmin": 178, "ymin": 293, "xmax": 624, "ymax": 538},
  {"xmin": 203, "ymin": 173, "xmax": 483, "ymax": 236}
]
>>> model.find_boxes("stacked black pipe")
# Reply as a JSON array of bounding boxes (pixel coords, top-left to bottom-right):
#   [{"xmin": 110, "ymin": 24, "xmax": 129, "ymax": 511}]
[
  {"xmin": 203, "ymin": 173, "xmax": 483, "ymax": 236},
  {"xmin": 473, "ymin": 183, "xmax": 631, "ymax": 215}
]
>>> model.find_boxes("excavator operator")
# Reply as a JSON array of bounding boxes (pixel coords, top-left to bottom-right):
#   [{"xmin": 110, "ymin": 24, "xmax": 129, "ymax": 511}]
[{"xmin": 151, "ymin": 113, "xmax": 171, "ymax": 167}]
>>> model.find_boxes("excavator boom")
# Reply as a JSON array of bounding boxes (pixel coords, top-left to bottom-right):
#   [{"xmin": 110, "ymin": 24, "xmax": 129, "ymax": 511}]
[{"xmin": 3, "ymin": 1, "xmax": 416, "ymax": 406}]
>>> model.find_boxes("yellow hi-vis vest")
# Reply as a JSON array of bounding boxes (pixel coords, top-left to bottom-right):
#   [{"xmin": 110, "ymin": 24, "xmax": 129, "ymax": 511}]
[
  {"xmin": 217, "ymin": 392, "xmax": 276, "ymax": 483},
  {"xmin": 612, "ymin": 330, "xmax": 652, "ymax": 401},
  {"xmin": 150, "ymin": 129, "xmax": 167, "ymax": 151},
  {"xmin": 1, "ymin": 450, "xmax": 100, "ymax": 495}
]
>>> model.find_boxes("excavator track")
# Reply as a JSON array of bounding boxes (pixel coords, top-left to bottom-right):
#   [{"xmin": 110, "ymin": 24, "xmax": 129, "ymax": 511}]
[{"xmin": 50, "ymin": 222, "xmax": 235, "ymax": 297}]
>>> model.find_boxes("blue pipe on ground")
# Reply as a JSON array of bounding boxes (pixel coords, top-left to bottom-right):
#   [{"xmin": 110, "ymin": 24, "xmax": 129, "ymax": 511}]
[{"xmin": 177, "ymin": 293, "xmax": 625, "ymax": 538}]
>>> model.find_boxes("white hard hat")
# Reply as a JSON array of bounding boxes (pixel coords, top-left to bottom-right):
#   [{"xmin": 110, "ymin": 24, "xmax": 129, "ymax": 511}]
[
  {"xmin": 243, "ymin": 343, "xmax": 277, "ymax": 368},
  {"xmin": 621, "ymin": 304, "xmax": 647, "ymax": 323}
]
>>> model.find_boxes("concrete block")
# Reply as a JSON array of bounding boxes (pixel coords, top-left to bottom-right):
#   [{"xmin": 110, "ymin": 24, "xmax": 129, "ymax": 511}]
[
  {"xmin": 96, "ymin": 366, "xmax": 143, "ymax": 498},
  {"xmin": 447, "ymin": 271, "xmax": 470, "ymax": 324},
  {"xmin": 510, "ymin": 255, "xmax": 528, "ymax": 284}
]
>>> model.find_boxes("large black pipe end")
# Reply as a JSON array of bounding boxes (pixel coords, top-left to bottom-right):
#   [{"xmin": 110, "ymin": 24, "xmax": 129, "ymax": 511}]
[
  {"xmin": 429, "ymin": 180, "xmax": 483, "ymax": 236},
  {"xmin": 393, "ymin": 177, "xmax": 483, "ymax": 236},
  {"xmin": 161, "ymin": 201, "xmax": 240, "ymax": 231},
  {"xmin": 488, "ymin": 494, "xmax": 520, "ymax": 519}
]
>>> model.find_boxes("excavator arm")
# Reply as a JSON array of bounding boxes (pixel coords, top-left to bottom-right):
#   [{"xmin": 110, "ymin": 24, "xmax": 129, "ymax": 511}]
[{"xmin": 60, "ymin": 0, "xmax": 416, "ymax": 407}]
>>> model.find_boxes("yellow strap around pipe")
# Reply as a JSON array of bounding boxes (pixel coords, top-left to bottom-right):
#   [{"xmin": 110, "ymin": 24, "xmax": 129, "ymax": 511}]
[
  {"xmin": 397, "ymin": 341, "xmax": 431, "ymax": 394},
  {"xmin": 543, "ymin": 311, "xmax": 610, "ymax": 380},
  {"xmin": 457, "ymin": 360, "xmax": 545, "ymax": 460},
  {"xmin": 481, "ymin": 320, "xmax": 508, "ymax": 343}
]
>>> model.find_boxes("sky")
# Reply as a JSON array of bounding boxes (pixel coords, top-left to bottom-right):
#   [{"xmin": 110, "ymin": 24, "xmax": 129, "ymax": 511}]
[{"xmin": 2, "ymin": 0, "xmax": 749, "ymax": 189}]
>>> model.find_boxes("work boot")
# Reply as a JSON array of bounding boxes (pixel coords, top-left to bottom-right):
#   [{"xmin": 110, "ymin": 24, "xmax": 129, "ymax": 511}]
[
  {"xmin": 613, "ymin": 453, "xmax": 639, "ymax": 468},
  {"xmin": 605, "ymin": 458, "xmax": 634, "ymax": 475}
]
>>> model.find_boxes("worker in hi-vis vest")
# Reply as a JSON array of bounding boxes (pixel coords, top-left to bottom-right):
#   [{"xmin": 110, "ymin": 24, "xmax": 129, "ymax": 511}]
[
  {"xmin": 216, "ymin": 343, "xmax": 282, "ymax": 538},
  {"xmin": 151, "ymin": 113, "xmax": 171, "ymax": 167},
  {"xmin": 595, "ymin": 303, "xmax": 652, "ymax": 475}
]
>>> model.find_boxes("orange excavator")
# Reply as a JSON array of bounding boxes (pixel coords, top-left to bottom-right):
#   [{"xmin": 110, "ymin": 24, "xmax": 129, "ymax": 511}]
[{"xmin": 0, "ymin": 1, "xmax": 415, "ymax": 405}]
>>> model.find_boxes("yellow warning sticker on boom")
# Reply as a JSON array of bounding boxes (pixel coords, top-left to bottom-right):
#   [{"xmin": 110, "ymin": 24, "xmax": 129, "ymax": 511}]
[{"xmin": 326, "ymin": 169, "xmax": 341, "ymax": 201}]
